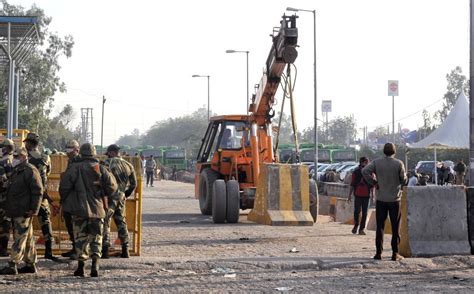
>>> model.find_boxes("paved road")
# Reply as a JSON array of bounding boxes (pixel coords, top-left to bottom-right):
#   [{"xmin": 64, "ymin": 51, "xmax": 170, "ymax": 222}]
[{"xmin": 0, "ymin": 180, "xmax": 472, "ymax": 292}]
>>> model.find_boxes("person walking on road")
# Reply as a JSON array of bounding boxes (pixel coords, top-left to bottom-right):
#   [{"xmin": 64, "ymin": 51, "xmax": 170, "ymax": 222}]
[
  {"xmin": 362, "ymin": 143, "xmax": 407, "ymax": 262},
  {"xmin": 0, "ymin": 147, "xmax": 43, "ymax": 275},
  {"xmin": 102, "ymin": 144, "xmax": 137, "ymax": 259},
  {"xmin": 59, "ymin": 143, "xmax": 117, "ymax": 277},
  {"xmin": 347, "ymin": 157, "xmax": 373, "ymax": 235},
  {"xmin": 454, "ymin": 159, "xmax": 466, "ymax": 185},
  {"xmin": 145, "ymin": 155, "xmax": 156, "ymax": 187}
]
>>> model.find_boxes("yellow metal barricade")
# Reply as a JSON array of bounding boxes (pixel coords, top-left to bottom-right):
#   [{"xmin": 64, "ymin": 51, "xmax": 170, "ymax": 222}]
[{"xmin": 31, "ymin": 155, "xmax": 143, "ymax": 256}]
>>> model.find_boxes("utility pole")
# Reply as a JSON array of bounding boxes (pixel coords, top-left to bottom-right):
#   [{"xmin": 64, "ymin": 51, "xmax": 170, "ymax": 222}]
[
  {"xmin": 101, "ymin": 96, "xmax": 106, "ymax": 152},
  {"xmin": 470, "ymin": 0, "xmax": 474, "ymax": 186}
]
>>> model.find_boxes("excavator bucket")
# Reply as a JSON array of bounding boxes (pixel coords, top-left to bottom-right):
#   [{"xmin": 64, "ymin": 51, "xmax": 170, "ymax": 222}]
[{"xmin": 248, "ymin": 163, "xmax": 314, "ymax": 226}]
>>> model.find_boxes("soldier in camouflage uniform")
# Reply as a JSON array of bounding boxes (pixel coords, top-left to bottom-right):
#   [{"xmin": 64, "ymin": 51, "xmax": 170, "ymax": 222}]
[
  {"xmin": 0, "ymin": 147, "xmax": 43, "ymax": 275},
  {"xmin": 60, "ymin": 139, "xmax": 80, "ymax": 259},
  {"xmin": 59, "ymin": 143, "xmax": 117, "ymax": 277},
  {"xmin": 0, "ymin": 139, "xmax": 15, "ymax": 256},
  {"xmin": 23, "ymin": 133, "xmax": 57, "ymax": 259},
  {"xmin": 102, "ymin": 144, "xmax": 137, "ymax": 259}
]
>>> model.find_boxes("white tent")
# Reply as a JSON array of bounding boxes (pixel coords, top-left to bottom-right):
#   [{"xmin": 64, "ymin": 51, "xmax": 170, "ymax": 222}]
[{"xmin": 410, "ymin": 91, "xmax": 469, "ymax": 184}]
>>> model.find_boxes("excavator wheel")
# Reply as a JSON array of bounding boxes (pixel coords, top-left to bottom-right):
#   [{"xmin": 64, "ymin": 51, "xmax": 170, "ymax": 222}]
[
  {"xmin": 309, "ymin": 179, "xmax": 318, "ymax": 223},
  {"xmin": 226, "ymin": 180, "xmax": 240, "ymax": 223},
  {"xmin": 212, "ymin": 180, "xmax": 227, "ymax": 223},
  {"xmin": 199, "ymin": 169, "xmax": 219, "ymax": 215}
]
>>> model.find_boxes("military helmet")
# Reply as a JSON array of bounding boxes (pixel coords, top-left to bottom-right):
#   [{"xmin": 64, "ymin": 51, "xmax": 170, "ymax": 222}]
[
  {"xmin": 1, "ymin": 138, "xmax": 14, "ymax": 148},
  {"xmin": 79, "ymin": 143, "xmax": 96, "ymax": 157},
  {"xmin": 66, "ymin": 139, "xmax": 80, "ymax": 149},
  {"xmin": 23, "ymin": 132, "xmax": 40, "ymax": 143}
]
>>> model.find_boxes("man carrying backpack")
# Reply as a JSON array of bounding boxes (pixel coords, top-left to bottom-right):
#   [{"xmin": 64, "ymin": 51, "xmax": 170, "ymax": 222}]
[{"xmin": 347, "ymin": 157, "xmax": 372, "ymax": 235}]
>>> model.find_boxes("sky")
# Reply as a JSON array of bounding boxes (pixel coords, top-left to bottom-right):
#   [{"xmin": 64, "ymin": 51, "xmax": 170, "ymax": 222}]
[{"xmin": 10, "ymin": 0, "xmax": 470, "ymax": 145}]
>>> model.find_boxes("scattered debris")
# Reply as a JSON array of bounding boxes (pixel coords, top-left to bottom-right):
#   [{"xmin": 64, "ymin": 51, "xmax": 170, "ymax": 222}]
[
  {"xmin": 289, "ymin": 247, "xmax": 299, "ymax": 253},
  {"xmin": 239, "ymin": 237, "xmax": 250, "ymax": 241},
  {"xmin": 211, "ymin": 267, "xmax": 235, "ymax": 275},
  {"xmin": 224, "ymin": 273, "xmax": 237, "ymax": 278},
  {"xmin": 179, "ymin": 220, "xmax": 190, "ymax": 224},
  {"xmin": 275, "ymin": 286, "xmax": 293, "ymax": 292}
]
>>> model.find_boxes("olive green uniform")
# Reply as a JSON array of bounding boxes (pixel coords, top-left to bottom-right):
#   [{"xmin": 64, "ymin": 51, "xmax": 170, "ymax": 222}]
[
  {"xmin": 0, "ymin": 153, "xmax": 13, "ymax": 255},
  {"xmin": 103, "ymin": 157, "xmax": 137, "ymax": 248}
]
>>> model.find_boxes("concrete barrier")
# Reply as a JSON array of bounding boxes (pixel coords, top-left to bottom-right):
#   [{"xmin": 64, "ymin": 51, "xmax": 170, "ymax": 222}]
[
  {"xmin": 399, "ymin": 186, "xmax": 471, "ymax": 257},
  {"xmin": 318, "ymin": 195, "xmax": 333, "ymax": 215},
  {"xmin": 322, "ymin": 182, "xmax": 350, "ymax": 198},
  {"xmin": 467, "ymin": 187, "xmax": 474, "ymax": 254},
  {"xmin": 248, "ymin": 164, "xmax": 314, "ymax": 226},
  {"xmin": 335, "ymin": 198, "xmax": 354, "ymax": 224}
]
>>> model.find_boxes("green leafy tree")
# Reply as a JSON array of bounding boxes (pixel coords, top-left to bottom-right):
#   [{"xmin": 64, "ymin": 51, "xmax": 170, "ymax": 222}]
[
  {"xmin": 435, "ymin": 66, "xmax": 469, "ymax": 123},
  {"xmin": 272, "ymin": 112, "xmax": 302, "ymax": 145},
  {"xmin": 327, "ymin": 115, "xmax": 357, "ymax": 145},
  {"xmin": 141, "ymin": 107, "xmax": 210, "ymax": 158},
  {"xmin": 0, "ymin": 1, "xmax": 74, "ymax": 141},
  {"xmin": 116, "ymin": 128, "xmax": 142, "ymax": 148},
  {"xmin": 417, "ymin": 109, "xmax": 435, "ymax": 140}
]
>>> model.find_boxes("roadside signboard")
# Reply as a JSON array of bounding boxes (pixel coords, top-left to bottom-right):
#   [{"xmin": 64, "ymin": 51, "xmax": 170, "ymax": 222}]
[
  {"xmin": 321, "ymin": 100, "xmax": 332, "ymax": 113},
  {"xmin": 388, "ymin": 80, "xmax": 399, "ymax": 96}
]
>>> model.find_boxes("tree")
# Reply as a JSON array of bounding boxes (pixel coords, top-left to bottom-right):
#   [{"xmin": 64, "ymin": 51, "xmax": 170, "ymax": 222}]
[
  {"xmin": 417, "ymin": 109, "xmax": 435, "ymax": 140},
  {"xmin": 435, "ymin": 66, "xmax": 469, "ymax": 123},
  {"xmin": 116, "ymin": 129, "xmax": 142, "ymax": 148},
  {"xmin": 0, "ymin": 1, "xmax": 74, "ymax": 141},
  {"xmin": 272, "ymin": 112, "xmax": 301, "ymax": 145},
  {"xmin": 327, "ymin": 115, "xmax": 357, "ymax": 145},
  {"xmin": 140, "ymin": 107, "xmax": 210, "ymax": 158}
]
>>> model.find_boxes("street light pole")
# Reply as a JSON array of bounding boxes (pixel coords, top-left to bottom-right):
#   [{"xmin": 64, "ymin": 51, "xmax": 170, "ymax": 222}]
[
  {"xmin": 101, "ymin": 95, "xmax": 106, "ymax": 152},
  {"xmin": 226, "ymin": 50, "xmax": 250, "ymax": 115},
  {"xmin": 287, "ymin": 7, "xmax": 318, "ymax": 170},
  {"xmin": 192, "ymin": 74, "xmax": 211, "ymax": 121}
]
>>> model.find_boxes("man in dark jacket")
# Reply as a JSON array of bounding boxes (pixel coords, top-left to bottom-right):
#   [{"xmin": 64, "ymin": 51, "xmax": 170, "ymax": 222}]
[
  {"xmin": 362, "ymin": 143, "xmax": 407, "ymax": 262},
  {"xmin": 61, "ymin": 139, "xmax": 80, "ymax": 259},
  {"xmin": 0, "ymin": 147, "xmax": 43, "ymax": 275},
  {"xmin": 454, "ymin": 159, "xmax": 466, "ymax": 185},
  {"xmin": 348, "ymin": 157, "xmax": 372, "ymax": 235},
  {"xmin": 102, "ymin": 144, "xmax": 137, "ymax": 259},
  {"xmin": 59, "ymin": 143, "xmax": 117, "ymax": 278}
]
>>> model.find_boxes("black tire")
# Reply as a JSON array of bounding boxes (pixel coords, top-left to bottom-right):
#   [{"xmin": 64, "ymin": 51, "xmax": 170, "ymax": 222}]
[
  {"xmin": 309, "ymin": 179, "xmax": 318, "ymax": 223},
  {"xmin": 226, "ymin": 180, "xmax": 240, "ymax": 223},
  {"xmin": 212, "ymin": 180, "xmax": 227, "ymax": 223},
  {"xmin": 199, "ymin": 169, "xmax": 219, "ymax": 215}
]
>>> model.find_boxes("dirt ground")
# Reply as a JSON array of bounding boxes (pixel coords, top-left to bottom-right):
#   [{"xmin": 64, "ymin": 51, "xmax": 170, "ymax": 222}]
[{"xmin": 0, "ymin": 180, "xmax": 472, "ymax": 292}]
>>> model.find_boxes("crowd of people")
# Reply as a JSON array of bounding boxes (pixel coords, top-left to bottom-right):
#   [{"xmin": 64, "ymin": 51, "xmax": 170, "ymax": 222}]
[{"xmin": 0, "ymin": 133, "xmax": 137, "ymax": 277}]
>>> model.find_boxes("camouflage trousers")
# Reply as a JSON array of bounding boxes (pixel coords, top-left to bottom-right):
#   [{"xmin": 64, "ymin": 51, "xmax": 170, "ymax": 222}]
[
  {"xmin": 38, "ymin": 199, "xmax": 53, "ymax": 243},
  {"xmin": 10, "ymin": 217, "xmax": 36, "ymax": 265},
  {"xmin": 72, "ymin": 216, "xmax": 104, "ymax": 261},
  {"xmin": 103, "ymin": 197, "xmax": 129, "ymax": 247}
]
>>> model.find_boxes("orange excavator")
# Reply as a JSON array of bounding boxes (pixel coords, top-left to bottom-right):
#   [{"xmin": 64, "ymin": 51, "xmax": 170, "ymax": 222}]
[{"xmin": 194, "ymin": 14, "xmax": 316, "ymax": 224}]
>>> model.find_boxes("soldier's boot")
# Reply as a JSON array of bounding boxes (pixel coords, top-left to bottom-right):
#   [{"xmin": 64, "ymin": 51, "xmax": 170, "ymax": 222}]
[
  {"xmin": 73, "ymin": 260, "xmax": 85, "ymax": 277},
  {"xmin": 120, "ymin": 244, "xmax": 129, "ymax": 258},
  {"xmin": 17, "ymin": 263, "xmax": 37, "ymax": 274},
  {"xmin": 101, "ymin": 246, "xmax": 109, "ymax": 259},
  {"xmin": 44, "ymin": 240, "xmax": 54, "ymax": 259},
  {"xmin": 0, "ymin": 262, "xmax": 17, "ymax": 275},
  {"xmin": 0, "ymin": 237, "xmax": 9, "ymax": 257},
  {"xmin": 90, "ymin": 257, "xmax": 99, "ymax": 278}
]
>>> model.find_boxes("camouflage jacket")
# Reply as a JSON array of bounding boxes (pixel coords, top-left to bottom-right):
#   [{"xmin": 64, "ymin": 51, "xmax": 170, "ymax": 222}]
[
  {"xmin": 5, "ymin": 161, "xmax": 43, "ymax": 218},
  {"xmin": 59, "ymin": 157, "xmax": 118, "ymax": 219},
  {"xmin": 28, "ymin": 149, "xmax": 51, "ymax": 197},
  {"xmin": 104, "ymin": 157, "xmax": 137, "ymax": 200}
]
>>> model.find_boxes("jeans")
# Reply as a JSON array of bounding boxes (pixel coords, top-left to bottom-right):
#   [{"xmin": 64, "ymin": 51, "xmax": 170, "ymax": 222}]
[
  {"xmin": 146, "ymin": 171, "xmax": 154, "ymax": 186},
  {"xmin": 353, "ymin": 196, "xmax": 370, "ymax": 231},
  {"xmin": 375, "ymin": 200, "xmax": 401, "ymax": 255}
]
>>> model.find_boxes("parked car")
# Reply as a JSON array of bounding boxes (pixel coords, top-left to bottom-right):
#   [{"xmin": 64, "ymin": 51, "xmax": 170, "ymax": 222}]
[{"xmin": 339, "ymin": 164, "xmax": 358, "ymax": 182}]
